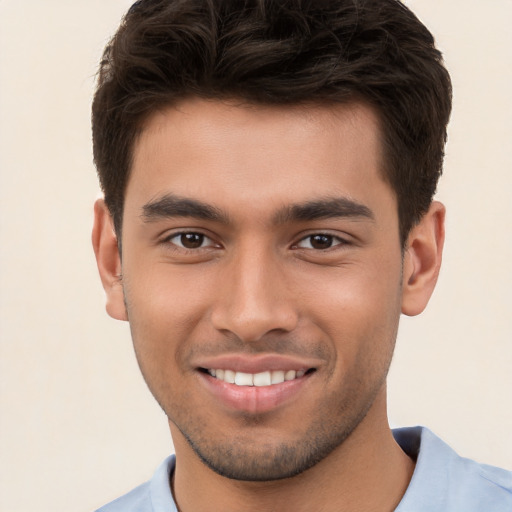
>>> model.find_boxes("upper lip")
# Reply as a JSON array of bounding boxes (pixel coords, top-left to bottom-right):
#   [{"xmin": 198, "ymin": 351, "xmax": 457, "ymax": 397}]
[{"xmin": 194, "ymin": 353, "xmax": 322, "ymax": 374}]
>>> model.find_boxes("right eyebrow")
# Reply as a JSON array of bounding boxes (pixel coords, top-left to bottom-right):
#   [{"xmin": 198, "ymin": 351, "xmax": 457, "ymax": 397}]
[{"xmin": 141, "ymin": 194, "xmax": 229, "ymax": 223}]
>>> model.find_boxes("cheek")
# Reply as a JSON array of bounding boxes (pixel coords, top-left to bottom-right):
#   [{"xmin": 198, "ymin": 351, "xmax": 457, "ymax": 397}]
[
  {"xmin": 122, "ymin": 267, "xmax": 213, "ymax": 413},
  {"xmin": 122, "ymin": 264, "xmax": 216, "ymax": 364},
  {"xmin": 299, "ymin": 258, "xmax": 403, "ymax": 358}
]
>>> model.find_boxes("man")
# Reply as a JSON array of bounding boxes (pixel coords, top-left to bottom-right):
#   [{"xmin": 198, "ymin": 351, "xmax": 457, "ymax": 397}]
[{"xmin": 91, "ymin": 0, "xmax": 512, "ymax": 510}]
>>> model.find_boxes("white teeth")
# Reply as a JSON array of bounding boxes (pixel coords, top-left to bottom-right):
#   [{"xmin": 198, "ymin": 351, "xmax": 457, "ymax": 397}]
[
  {"xmin": 253, "ymin": 371, "xmax": 271, "ymax": 387},
  {"xmin": 285, "ymin": 370, "xmax": 297, "ymax": 381},
  {"xmin": 207, "ymin": 368, "xmax": 308, "ymax": 386},
  {"xmin": 234, "ymin": 372, "xmax": 253, "ymax": 386},
  {"xmin": 271, "ymin": 370, "xmax": 285, "ymax": 384},
  {"xmin": 224, "ymin": 369, "xmax": 236, "ymax": 384}
]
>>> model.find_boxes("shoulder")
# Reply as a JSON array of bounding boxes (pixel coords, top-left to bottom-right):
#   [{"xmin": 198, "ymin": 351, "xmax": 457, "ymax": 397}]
[
  {"xmin": 449, "ymin": 456, "xmax": 512, "ymax": 510},
  {"xmin": 94, "ymin": 455, "xmax": 177, "ymax": 512},
  {"xmin": 95, "ymin": 481, "xmax": 151, "ymax": 512},
  {"xmin": 394, "ymin": 426, "xmax": 512, "ymax": 512}
]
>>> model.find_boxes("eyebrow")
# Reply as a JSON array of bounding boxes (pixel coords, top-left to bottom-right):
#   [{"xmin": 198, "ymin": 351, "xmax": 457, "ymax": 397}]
[
  {"xmin": 141, "ymin": 194, "xmax": 374, "ymax": 225},
  {"xmin": 274, "ymin": 197, "xmax": 374, "ymax": 224},
  {"xmin": 141, "ymin": 194, "xmax": 229, "ymax": 223}
]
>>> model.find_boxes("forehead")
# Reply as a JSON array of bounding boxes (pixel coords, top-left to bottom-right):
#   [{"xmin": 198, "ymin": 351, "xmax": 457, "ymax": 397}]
[{"xmin": 126, "ymin": 98, "xmax": 393, "ymax": 218}]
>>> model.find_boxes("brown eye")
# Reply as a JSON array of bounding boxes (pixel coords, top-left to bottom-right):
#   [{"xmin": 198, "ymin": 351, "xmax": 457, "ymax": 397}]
[
  {"xmin": 309, "ymin": 234, "xmax": 334, "ymax": 249},
  {"xmin": 179, "ymin": 233, "xmax": 204, "ymax": 249},
  {"xmin": 167, "ymin": 232, "xmax": 213, "ymax": 250},
  {"xmin": 296, "ymin": 234, "xmax": 345, "ymax": 250}
]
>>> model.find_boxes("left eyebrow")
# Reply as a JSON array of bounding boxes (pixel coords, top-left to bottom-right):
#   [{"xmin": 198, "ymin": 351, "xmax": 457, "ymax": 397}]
[{"xmin": 274, "ymin": 197, "xmax": 375, "ymax": 224}]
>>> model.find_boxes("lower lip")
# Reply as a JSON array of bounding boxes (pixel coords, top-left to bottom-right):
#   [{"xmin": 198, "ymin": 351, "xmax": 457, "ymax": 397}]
[{"xmin": 198, "ymin": 372, "xmax": 313, "ymax": 414}]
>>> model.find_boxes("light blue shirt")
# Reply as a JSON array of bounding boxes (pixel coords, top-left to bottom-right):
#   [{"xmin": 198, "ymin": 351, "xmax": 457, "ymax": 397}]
[{"xmin": 95, "ymin": 426, "xmax": 512, "ymax": 511}]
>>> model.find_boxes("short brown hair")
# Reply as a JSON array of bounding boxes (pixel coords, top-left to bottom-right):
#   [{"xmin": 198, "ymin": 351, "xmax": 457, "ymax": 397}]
[{"xmin": 92, "ymin": 0, "xmax": 452, "ymax": 246}]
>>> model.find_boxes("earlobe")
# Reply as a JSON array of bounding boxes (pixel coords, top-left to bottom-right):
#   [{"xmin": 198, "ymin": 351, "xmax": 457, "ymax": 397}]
[
  {"xmin": 92, "ymin": 198, "xmax": 128, "ymax": 321},
  {"xmin": 401, "ymin": 201, "xmax": 445, "ymax": 316}
]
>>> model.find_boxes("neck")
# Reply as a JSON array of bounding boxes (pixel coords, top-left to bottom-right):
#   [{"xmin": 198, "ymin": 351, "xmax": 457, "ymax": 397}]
[{"xmin": 170, "ymin": 391, "xmax": 414, "ymax": 512}]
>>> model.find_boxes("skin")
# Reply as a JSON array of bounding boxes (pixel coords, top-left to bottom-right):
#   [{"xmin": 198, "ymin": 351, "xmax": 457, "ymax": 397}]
[{"xmin": 93, "ymin": 98, "xmax": 445, "ymax": 511}]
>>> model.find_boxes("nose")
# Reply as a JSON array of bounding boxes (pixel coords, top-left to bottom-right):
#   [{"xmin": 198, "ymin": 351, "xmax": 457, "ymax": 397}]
[{"xmin": 210, "ymin": 244, "xmax": 299, "ymax": 342}]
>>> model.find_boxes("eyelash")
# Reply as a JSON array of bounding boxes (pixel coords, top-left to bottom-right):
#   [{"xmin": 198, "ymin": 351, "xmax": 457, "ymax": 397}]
[
  {"xmin": 161, "ymin": 231, "xmax": 349, "ymax": 252},
  {"xmin": 162, "ymin": 231, "xmax": 217, "ymax": 251},
  {"xmin": 293, "ymin": 233, "xmax": 348, "ymax": 251}
]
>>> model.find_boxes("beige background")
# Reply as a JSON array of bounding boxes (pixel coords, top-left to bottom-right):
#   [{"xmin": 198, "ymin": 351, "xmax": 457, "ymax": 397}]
[{"xmin": 0, "ymin": 1, "xmax": 510, "ymax": 511}]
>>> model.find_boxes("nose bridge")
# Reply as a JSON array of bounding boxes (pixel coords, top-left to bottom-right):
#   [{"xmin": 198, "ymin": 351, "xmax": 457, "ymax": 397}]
[{"xmin": 211, "ymin": 238, "xmax": 298, "ymax": 341}]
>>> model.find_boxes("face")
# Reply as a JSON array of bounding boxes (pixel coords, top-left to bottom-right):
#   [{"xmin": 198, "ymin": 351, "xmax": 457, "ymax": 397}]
[{"xmin": 117, "ymin": 99, "xmax": 406, "ymax": 480}]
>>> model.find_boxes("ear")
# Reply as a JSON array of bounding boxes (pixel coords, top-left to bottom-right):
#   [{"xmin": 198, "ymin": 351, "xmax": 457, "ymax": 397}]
[
  {"xmin": 401, "ymin": 201, "xmax": 445, "ymax": 316},
  {"xmin": 92, "ymin": 198, "xmax": 128, "ymax": 321}
]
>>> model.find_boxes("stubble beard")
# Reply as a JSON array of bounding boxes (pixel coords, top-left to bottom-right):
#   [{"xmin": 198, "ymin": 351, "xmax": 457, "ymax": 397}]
[
  {"xmin": 168, "ymin": 375, "xmax": 387, "ymax": 482},
  {"xmin": 124, "ymin": 274, "xmax": 402, "ymax": 483}
]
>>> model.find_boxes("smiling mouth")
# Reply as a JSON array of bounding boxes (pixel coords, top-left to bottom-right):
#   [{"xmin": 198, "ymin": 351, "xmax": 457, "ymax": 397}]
[{"xmin": 200, "ymin": 368, "xmax": 316, "ymax": 387}]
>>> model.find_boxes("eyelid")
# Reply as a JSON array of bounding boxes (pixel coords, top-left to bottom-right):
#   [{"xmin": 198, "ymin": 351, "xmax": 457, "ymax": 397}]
[
  {"xmin": 292, "ymin": 232, "xmax": 350, "ymax": 250},
  {"xmin": 161, "ymin": 229, "xmax": 220, "ymax": 250}
]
